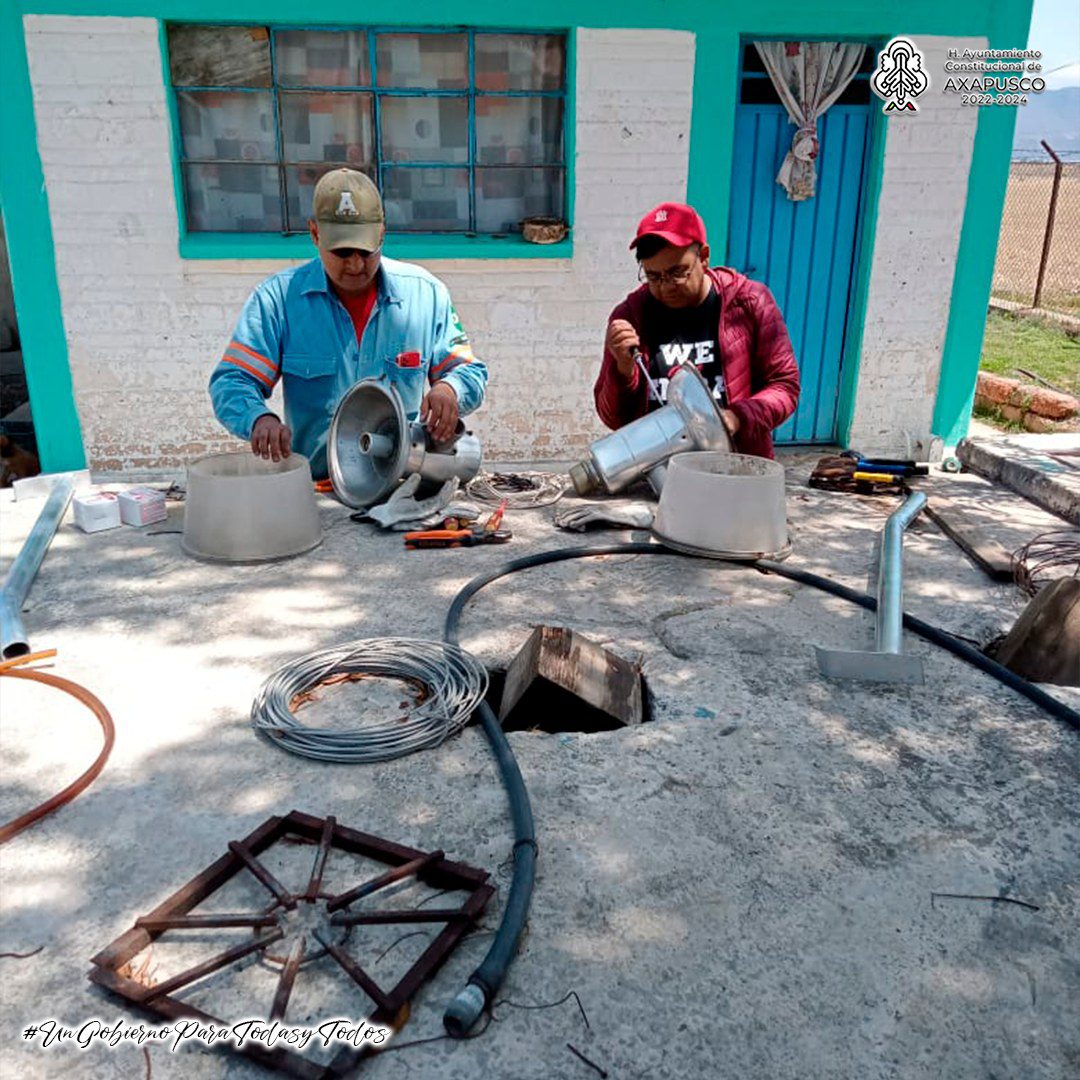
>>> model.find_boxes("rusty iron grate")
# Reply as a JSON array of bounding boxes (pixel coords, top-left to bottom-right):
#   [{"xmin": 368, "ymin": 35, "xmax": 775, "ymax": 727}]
[{"xmin": 88, "ymin": 811, "xmax": 493, "ymax": 1078}]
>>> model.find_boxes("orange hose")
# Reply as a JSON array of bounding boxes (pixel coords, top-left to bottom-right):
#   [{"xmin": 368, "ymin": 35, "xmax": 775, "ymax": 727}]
[
  {"xmin": 0, "ymin": 665, "xmax": 115, "ymax": 845},
  {"xmin": 0, "ymin": 649, "xmax": 57, "ymax": 673}
]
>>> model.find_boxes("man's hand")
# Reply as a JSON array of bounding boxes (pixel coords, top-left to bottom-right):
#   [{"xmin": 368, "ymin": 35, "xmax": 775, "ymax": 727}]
[
  {"xmin": 720, "ymin": 409, "xmax": 741, "ymax": 438},
  {"xmin": 606, "ymin": 319, "xmax": 642, "ymax": 380},
  {"xmin": 420, "ymin": 382, "xmax": 459, "ymax": 444},
  {"xmin": 251, "ymin": 414, "xmax": 292, "ymax": 462}
]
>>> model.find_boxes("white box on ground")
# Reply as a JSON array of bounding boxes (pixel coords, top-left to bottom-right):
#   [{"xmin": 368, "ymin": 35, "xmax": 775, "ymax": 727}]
[
  {"xmin": 73, "ymin": 492, "xmax": 122, "ymax": 533},
  {"xmin": 118, "ymin": 487, "xmax": 167, "ymax": 527}
]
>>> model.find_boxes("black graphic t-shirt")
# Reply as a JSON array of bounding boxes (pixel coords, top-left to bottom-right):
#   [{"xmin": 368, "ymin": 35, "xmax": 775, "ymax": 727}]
[{"xmin": 640, "ymin": 285, "xmax": 725, "ymax": 410}]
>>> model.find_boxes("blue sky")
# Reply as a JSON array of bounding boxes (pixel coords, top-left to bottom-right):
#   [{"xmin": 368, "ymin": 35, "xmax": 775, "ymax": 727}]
[{"xmin": 1029, "ymin": 0, "xmax": 1080, "ymax": 87}]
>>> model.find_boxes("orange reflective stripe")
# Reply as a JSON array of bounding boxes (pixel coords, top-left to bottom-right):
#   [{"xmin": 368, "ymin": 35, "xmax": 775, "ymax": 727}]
[
  {"xmin": 431, "ymin": 346, "xmax": 473, "ymax": 376},
  {"xmin": 222, "ymin": 354, "xmax": 275, "ymax": 389},
  {"xmin": 229, "ymin": 340, "xmax": 278, "ymax": 374}
]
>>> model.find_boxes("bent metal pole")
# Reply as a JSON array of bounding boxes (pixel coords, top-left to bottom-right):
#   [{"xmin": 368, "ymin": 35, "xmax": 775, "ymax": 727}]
[
  {"xmin": 0, "ymin": 474, "xmax": 76, "ymax": 659},
  {"xmin": 814, "ymin": 489, "xmax": 927, "ymax": 685},
  {"xmin": 877, "ymin": 490, "xmax": 928, "ymax": 655}
]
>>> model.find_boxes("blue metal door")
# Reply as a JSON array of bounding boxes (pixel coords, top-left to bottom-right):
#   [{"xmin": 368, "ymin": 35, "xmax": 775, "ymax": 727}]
[{"xmin": 726, "ymin": 46, "xmax": 873, "ymax": 443}]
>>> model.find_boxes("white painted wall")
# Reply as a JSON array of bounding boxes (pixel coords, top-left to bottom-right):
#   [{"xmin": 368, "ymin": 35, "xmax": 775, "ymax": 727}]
[
  {"xmin": 24, "ymin": 18, "xmax": 984, "ymax": 469},
  {"xmin": 24, "ymin": 17, "xmax": 695, "ymax": 471},
  {"xmin": 849, "ymin": 35, "xmax": 983, "ymax": 458}
]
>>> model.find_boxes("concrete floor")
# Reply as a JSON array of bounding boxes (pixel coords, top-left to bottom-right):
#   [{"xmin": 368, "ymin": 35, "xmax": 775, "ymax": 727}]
[{"xmin": 1, "ymin": 455, "xmax": 1078, "ymax": 1080}]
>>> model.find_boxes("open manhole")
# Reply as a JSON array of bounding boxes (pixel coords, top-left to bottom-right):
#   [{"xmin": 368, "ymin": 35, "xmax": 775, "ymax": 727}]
[{"xmin": 482, "ymin": 627, "xmax": 653, "ymax": 734}]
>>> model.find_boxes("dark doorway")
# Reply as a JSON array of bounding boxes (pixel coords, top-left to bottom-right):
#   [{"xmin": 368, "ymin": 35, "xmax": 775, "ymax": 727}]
[{"xmin": 0, "ymin": 213, "xmax": 40, "ymax": 485}]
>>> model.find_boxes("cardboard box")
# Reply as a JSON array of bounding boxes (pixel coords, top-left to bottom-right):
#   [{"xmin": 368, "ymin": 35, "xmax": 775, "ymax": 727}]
[
  {"xmin": 73, "ymin": 492, "xmax": 122, "ymax": 533},
  {"xmin": 118, "ymin": 487, "xmax": 167, "ymax": 527}
]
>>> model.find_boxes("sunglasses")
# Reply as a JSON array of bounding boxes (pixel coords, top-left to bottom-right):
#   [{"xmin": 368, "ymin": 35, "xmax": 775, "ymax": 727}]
[{"xmin": 328, "ymin": 246, "xmax": 381, "ymax": 260}]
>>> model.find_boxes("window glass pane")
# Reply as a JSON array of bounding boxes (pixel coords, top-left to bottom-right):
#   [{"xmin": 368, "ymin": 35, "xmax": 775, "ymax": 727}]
[
  {"xmin": 475, "ymin": 34, "xmax": 564, "ymax": 91},
  {"xmin": 380, "ymin": 97, "xmax": 468, "ymax": 163},
  {"xmin": 280, "ymin": 92, "xmax": 374, "ymax": 166},
  {"xmin": 168, "ymin": 25, "xmax": 271, "ymax": 87},
  {"xmin": 276, "ymin": 30, "xmax": 370, "ymax": 87},
  {"xmin": 376, "ymin": 33, "xmax": 467, "ymax": 89},
  {"xmin": 383, "ymin": 168, "xmax": 469, "ymax": 231},
  {"xmin": 476, "ymin": 167, "xmax": 564, "ymax": 233},
  {"xmin": 183, "ymin": 163, "xmax": 282, "ymax": 231},
  {"xmin": 285, "ymin": 163, "xmax": 375, "ymax": 232},
  {"xmin": 177, "ymin": 91, "xmax": 275, "ymax": 161},
  {"xmin": 476, "ymin": 97, "xmax": 562, "ymax": 165}
]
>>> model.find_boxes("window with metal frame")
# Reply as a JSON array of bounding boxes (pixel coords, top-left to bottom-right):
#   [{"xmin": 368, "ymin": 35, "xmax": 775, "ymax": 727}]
[{"xmin": 166, "ymin": 24, "xmax": 567, "ymax": 236}]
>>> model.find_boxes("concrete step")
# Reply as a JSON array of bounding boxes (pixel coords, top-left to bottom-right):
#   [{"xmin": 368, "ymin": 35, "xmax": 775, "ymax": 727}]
[{"xmin": 957, "ymin": 433, "xmax": 1080, "ymax": 525}]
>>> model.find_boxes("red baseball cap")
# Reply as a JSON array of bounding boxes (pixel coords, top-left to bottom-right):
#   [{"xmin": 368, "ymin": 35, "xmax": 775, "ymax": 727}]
[{"xmin": 629, "ymin": 202, "xmax": 707, "ymax": 250}]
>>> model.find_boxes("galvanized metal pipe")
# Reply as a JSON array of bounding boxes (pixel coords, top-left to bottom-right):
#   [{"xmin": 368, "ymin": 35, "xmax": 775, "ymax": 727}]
[
  {"xmin": 0, "ymin": 474, "xmax": 75, "ymax": 659},
  {"xmin": 875, "ymin": 491, "xmax": 927, "ymax": 656}
]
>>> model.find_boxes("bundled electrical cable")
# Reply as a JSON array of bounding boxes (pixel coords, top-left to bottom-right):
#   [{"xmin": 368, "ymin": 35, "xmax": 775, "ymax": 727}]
[
  {"xmin": 251, "ymin": 637, "xmax": 488, "ymax": 763},
  {"xmin": 1012, "ymin": 530, "xmax": 1080, "ymax": 596},
  {"xmin": 465, "ymin": 471, "xmax": 567, "ymax": 509}
]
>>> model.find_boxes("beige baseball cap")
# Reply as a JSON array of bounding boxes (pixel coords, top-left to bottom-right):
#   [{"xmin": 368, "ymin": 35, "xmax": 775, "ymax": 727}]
[{"xmin": 312, "ymin": 168, "xmax": 384, "ymax": 251}]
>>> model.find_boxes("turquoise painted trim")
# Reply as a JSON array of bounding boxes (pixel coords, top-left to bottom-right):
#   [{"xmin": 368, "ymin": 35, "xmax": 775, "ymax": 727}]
[
  {"xmin": 836, "ymin": 87, "xmax": 887, "ymax": 447},
  {"xmin": 0, "ymin": 5, "xmax": 86, "ymax": 471},
  {"xmin": 158, "ymin": 20, "xmax": 187, "ymax": 250},
  {"xmin": 180, "ymin": 232, "xmax": 573, "ymax": 260},
  {"xmin": 563, "ymin": 28, "xmax": 576, "ymax": 231},
  {"xmin": 931, "ymin": 7, "xmax": 1034, "ymax": 447},
  {"xmin": 687, "ymin": 29, "xmax": 741, "ymax": 257}
]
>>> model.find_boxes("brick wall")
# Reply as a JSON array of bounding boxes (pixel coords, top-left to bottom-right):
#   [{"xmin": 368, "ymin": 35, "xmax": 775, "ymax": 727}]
[
  {"xmin": 24, "ymin": 17, "xmax": 695, "ymax": 472},
  {"xmin": 847, "ymin": 35, "xmax": 984, "ymax": 459}
]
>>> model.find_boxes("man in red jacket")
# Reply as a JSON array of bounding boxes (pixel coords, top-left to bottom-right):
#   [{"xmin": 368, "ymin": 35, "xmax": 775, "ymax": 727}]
[{"xmin": 595, "ymin": 202, "xmax": 799, "ymax": 459}]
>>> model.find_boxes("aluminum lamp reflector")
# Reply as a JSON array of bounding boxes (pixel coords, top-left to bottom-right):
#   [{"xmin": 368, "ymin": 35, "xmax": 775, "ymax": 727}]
[
  {"xmin": 569, "ymin": 363, "xmax": 732, "ymax": 496},
  {"xmin": 329, "ymin": 377, "xmax": 482, "ymax": 509}
]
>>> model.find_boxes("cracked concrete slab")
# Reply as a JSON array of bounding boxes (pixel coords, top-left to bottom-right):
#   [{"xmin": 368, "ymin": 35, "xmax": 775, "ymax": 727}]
[{"xmin": 1, "ymin": 454, "xmax": 1077, "ymax": 1080}]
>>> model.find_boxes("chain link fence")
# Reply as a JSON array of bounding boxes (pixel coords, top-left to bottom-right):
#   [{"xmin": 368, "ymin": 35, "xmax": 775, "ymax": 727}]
[{"xmin": 993, "ymin": 143, "xmax": 1080, "ymax": 316}]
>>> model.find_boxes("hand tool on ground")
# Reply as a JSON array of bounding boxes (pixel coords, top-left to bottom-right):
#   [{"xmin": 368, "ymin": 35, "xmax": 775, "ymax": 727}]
[
  {"xmin": 404, "ymin": 527, "xmax": 513, "ymax": 549},
  {"xmin": 856, "ymin": 460, "xmax": 929, "ymax": 477},
  {"xmin": 853, "ymin": 471, "xmax": 904, "ymax": 484},
  {"xmin": 405, "ymin": 501, "xmax": 511, "ymax": 548}
]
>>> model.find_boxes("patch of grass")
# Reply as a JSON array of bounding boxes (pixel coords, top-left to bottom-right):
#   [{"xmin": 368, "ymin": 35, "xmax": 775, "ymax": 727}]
[
  {"xmin": 980, "ymin": 310, "xmax": 1080, "ymax": 397},
  {"xmin": 972, "ymin": 401, "xmax": 1024, "ymax": 433}
]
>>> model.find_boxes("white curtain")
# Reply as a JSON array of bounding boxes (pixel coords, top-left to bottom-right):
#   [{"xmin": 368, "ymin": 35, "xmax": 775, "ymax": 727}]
[{"xmin": 753, "ymin": 41, "xmax": 866, "ymax": 201}]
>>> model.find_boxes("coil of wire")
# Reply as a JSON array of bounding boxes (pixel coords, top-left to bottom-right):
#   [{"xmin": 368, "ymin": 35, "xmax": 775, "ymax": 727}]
[{"xmin": 251, "ymin": 637, "xmax": 489, "ymax": 763}]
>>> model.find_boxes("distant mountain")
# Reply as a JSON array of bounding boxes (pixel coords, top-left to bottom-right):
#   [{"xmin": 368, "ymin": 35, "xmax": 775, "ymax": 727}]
[{"xmin": 1013, "ymin": 85, "xmax": 1080, "ymax": 159}]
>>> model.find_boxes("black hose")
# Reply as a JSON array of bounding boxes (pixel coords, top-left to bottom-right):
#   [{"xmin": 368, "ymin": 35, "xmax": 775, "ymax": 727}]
[
  {"xmin": 441, "ymin": 542, "xmax": 1078, "ymax": 1036},
  {"xmin": 755, "ymin": 559, "xmax": 1079, "ymax": 730}
]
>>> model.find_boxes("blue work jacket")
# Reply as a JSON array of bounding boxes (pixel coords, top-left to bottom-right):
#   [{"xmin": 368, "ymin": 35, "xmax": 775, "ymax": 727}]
[{"xmin": 209, "ymin": 256, "xmax": 487, "ymax": 479}]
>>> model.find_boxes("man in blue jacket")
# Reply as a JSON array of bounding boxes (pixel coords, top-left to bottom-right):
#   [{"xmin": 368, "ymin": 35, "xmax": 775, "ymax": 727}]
[{"xmin": 209, "ymin": 169, "xmax": 488, "ymax": 480}]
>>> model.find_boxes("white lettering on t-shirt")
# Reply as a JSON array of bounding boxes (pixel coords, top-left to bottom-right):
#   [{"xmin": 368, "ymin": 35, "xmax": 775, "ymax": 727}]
[
  {"xmin": 694, "ymin": 341, "xmax": 714, "ymax": 364},
  {"xmin": 658, "ymin": 342, "xmax": 694, "ymax": 367}
]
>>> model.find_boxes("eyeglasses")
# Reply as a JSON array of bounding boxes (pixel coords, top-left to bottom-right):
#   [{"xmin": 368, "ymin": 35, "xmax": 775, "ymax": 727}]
[
  {"xmin": 638, "ymin": 256, "xmax": 698, "ymax": 286},
  {"xmin": 329, "ymin": 246, "xmax": 381, "ymax": 260}
]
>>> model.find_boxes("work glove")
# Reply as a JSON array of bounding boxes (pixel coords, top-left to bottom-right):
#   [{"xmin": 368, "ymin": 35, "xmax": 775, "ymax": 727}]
[
  {"xmin": 388, "ymin": 500, "xmax": 483, "ymax": 533},
  {"xmin": 359, "ymin": 474, "xmax": 459, "ymax": 529},
  {"xmin": 554, "ymin": 502, "xmax": 655, "ymax": 532}
]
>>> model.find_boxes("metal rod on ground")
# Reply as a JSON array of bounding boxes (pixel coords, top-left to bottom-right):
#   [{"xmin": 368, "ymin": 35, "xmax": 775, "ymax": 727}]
[
  {"xmin": 1034, "ymin": 140, "xmax": 1063, "ymax": 309},
  {"xmin": 814, "ymin": 490, "xmax": 927, "ymax": 684},
  {"xmin": 0, "ymin": 475, "xmax": 76, "ymax": 659},
  {"xmin": 876, "ymin": 490, "xmax": 928, "ymax": 655}
]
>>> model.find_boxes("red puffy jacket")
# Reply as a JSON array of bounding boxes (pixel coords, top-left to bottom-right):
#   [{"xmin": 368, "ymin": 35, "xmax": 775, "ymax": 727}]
[{"xmin": 594, "ymin": 266, "xmax": 800, "ymax": 459}]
